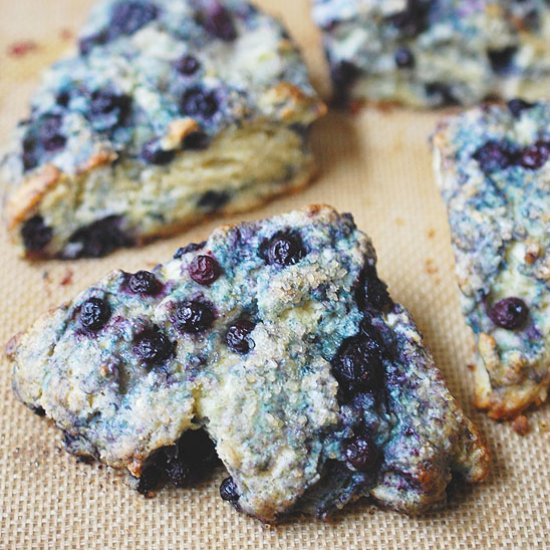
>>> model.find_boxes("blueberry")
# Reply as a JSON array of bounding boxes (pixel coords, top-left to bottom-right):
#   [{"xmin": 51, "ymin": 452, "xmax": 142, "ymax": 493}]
[
  {"xmin": 137, "ymin": 462, "xmax": 164, "ymax": 495},
  {"xmin": 424, "ymin": 82, "xmax": 457, "ymax": 105},
  {"xmin": 394, "ymin": 47, "xmax": 415, "ymax": 68},
  {"xmin": 22, "ymin": 137, "xmax": 38, "ymax": 171},
  {"xmin": 56, "ymin": 91, "xmax": 70, "ymax": 107},
  {"xmin": 226, "ymin": 320, "xmax": 255, "ymax": 354},
  {"xmin": 356, "ymin": 264, "xmax": 392, "ymax": 312},
  {"xmin": 330, "ymin": 60, "xmax": 359, "ymax": 107},
  {"xmin": 110, "ymin": 1, "xmax": 159, "ymax": 38},
  {"xmin": 89, "ymin": 90, "xmax": 132, "ymax": 128},
  {"xmin": 260, "ymin": 231, "xmax": 306, "ymax": 267},
  {"xmin": 127, "ymin": 270, "xmax": 162, "ymax": 295},
  {"xmin": 189, "ymin": 255, "xmax": 221, "ymax": 285},
  {"xmin": 507, "ymin": 98, "xmax": 535, "ymax": 118},
  {"xmin": 21, "ymin": 215, "xmax": 53, "ymax": 251},
  {"xmin": 473, "ymin": 140, "xmax": 516, "ymax": 173},
  {"xmin": 489, "ymin": 297, "xmax": 529, "ymax": 330},
  {"xmin": 31, "ymin": 406, "xmax": 46, "ymax": 417},
  {"xmin": 488, "ymin": 46, "xmax": 517, "ymax": 74},
  {"xmin": 344, "ymin": 435, "xmax": 379, "ymax": 472},
  {"xmin": 219, "ymin": 477, "xmax": 239, "ymax": 502},
  {"xmin": 141, "ymin": 140, "xmax": 176, "ymax": 165},
  {"xmin": 180, "ymin": 87, "xmax": 219, "ymax": 119},
  {"xmin": 520, "ymin": 140, "xmax": 550, "ymax": 170},
  {"xmin": 173, "ymin": 241, "xmax": 206, "ymax": 259},
  {"xmin": 332, "ymin": 336, "xmax": 383, "ymax": 393},
  {"xmin": 197, "ymin": 190, "xmax": 230, "ymax": 211},
  {"xmin": 174, "ymin": 300, "xmax": 214, "ymax": 333},
  {"xmin": 201, "ymin": 3, "xmax": 237, "ymax": 42},
  {"xmin": 174, "ymin": 55, "xmax": 200, "ymax": 76},
  {"xmin": 67, "ymin": 216, "xmax": 133, "ymax": 258},
  {"xmin": 38, "ymin": 115, "xmax": 66, "ymax": 152},
  {"xmin": 385, "ymin": 0, "xmax": 431, "ymax": 37},
  {"xmin": 134, "ymin": 327, "xmax": 174, "ymax": 364},
  {"xmin": 79, "ymin": 297, "xmax": 111, "ymax": 331},
  {"xmin": 183, "ymin": 131, "xmax": 210, "ymax": 150},
  {"xmin": 79, "ymin": 31, "xmax": 107, "ymax": 55}
]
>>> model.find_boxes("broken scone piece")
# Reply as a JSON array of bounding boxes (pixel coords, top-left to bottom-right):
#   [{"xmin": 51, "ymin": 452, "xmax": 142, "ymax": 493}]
[
  {"xmin": 7, "ymin": 206, "xmax": 489, "ymax": 522},
  {"xmin": 433, "ymin": 100, "xmax": 550, "ymax": 420},
  {"xmin": 313, "ymin": 0, "xmax": 550, "ymax": 108},
  {"xmin": 1, "ymin": 0, "xmax": 325, "ymax": 259}
]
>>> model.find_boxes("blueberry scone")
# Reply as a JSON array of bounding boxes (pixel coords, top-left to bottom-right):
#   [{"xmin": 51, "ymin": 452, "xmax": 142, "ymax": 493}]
[
  {"xmin": 433, "ymin": 100, "xmax": 550, "ymax": 420},
  {"xmin": 313, "ymin": 0, "xmax": 550, "ymax": 108},
  {"xmin": 1, "ymin": 0, "xmax": 325, "ymax": 259},
  {"xmin": 7, "ymin": 205, "xmax": 489, "ymax": 522}
]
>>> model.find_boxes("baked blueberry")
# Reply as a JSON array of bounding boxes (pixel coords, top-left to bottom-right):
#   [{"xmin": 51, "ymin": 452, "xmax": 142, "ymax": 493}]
[
  {"xmin": 67, "ymin": 216, "xmax": 132, "ymax": 258},
  {"xmin": 395, "ymin": 47, "xmax": 415, "ymax": 68},
  {"xmin": 89, "ymin": 90, "xmax": 132, "ymax": 128},
  {"xmin": 127, "ymin": 270, "xmax": 162, "ymax": 295},
  {"xmin": 507, "ymin": 98, "xmax": 535, "ymax": 118},
  {"xmin": 220, "ymin": 477, "xmax": 239, "ymax": 502},
  {"xmin": 21, "ymin": 215, "xmax": 53, "ymax": 252},
  {"xmin": 520, "ymin": 141, "xmax": 550, "ymax": 170},
  {"xmin": 260, "ymin": 231, "xmax": 306, "ymax": 267},
  {"xmin": 473, "ymin": 140, "xmax": 516, "ymax": 173},
  {"xmin": 201, "ymin": 2, "xmax": 237, "ymax": 42},
  {"xmin": 79, "ymin": 31, "xmax": 107, "ymax": 55},
  {"xmin": 197, "ymin": 190, "xmax": 230, "ymax": 211},
  {"xmin": 225, "ymin": 320, "xmax": 255, "ymax": 354},
  {"xmin": 489, "ymin": 297, "xmax": 529, "ymax": 330},
  {"xmin": 183, "ymin": 131, "xmax": 210, "ymax": 150},
  {"xmin": 174, "ymin": 54, "xmax": 201, "ymax": 76},
  {"xmin": 141, "ymin": 140, "xmax": 176, "ymax": 165},
  {"xmin": 79, "ymin": 297, "xmax": 111, "ymax": 331},
  {"xmin": 189, "ymin": 255, "xmax": 221, "ymax": 285},
  {"xmin": 488, "ymin": 46, "xmax": 517, "ymax": 74},
  {"xmin": 134, "ymin": 327, "xmax": 174, "ymax": 364},
  {"xmin": 174, "ymin": 300, "xmax": 214, "ymax": 333},
  {"xmin": 110, "ymin": 1, "xmax": 159, "ymax": 39},
  {"xmin": 385, "ymin": 0, "xmax": 430, "ymax": 37},
  {"xmin": 330, "ymin": 60, "xmax": 359, "ymax": 107},
  {"xmin": 38, "ymin": 115, "xmax": 66, "ymax": 152},
  {"xmin": 173, "ymin": 241, "xmax": 206, "ymax": 259},
  {"xmin": 344, "ymin": 435, "xmax": 379, "ymax": 472},
  {"xmin": 180, "ymin": 87, "xmax": 219, "ymax": 119}
]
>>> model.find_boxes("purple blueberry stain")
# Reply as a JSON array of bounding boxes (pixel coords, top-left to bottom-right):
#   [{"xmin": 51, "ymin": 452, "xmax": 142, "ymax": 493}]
[
  {"xmin": 180, "ymin": 87, "xmax": 219, "ymax": 120},
  {"xmin": 394, "ymin": 47, "xmax": 415, "ymax": 69},
  {"xmin": 67, "ymin": 216, "xmax": 133, "ymax": 258},
  {"xmin": 173, "ymin": 300, "xmax": 214, "ymax": 334},
  {"xmin": 487, "ymin": 46, "xmax": 517, "ymax": 75},
  {"xmin": 197, "ymin": 190, "xmax": 230, "ymax": 211},
  {"xmin": 507, "ymin": 98, "xmax": 535, "ymax": 118},
  {"xmin": 489, "ymin": 297, "xmax": 529, "ymax": 330},
  {"xmin": 89, "ymin": 90, "xmax": 132, "ymax": 130},
  {"xmin": 385, "ymin": 0, "xmax": 431, "ymax": 37},
  {"xmin": 174, "ymin": 55, "xmax": 201, "ymax": 76},
  {"xmin": 110, "ymin": 1, "xmax": 159, "ymax": 39},
  {"xmin": 183, "ymin": 131, "xmax": 210, "ymax": 150},
  {"xmin": 220, "ymin": 476, "xmax": 239, "ymax": 502},
  {"xmin": 344, "ymin": 435, "xmax": 379, "ymax": 472},
  {"xmin": 330, "ymin": 60, "xmax": 359, "ymax": 107},
  {"xmin": 520, "ymin": 140, "xmax": 550, "ymax": 170},
  {"xmin": 173, "ymin": 241, "xmax": 206, "ymax": 259},
  {"xmin": 141, "ymin": 140, "xmax": 176, "ymax": 165},
  {"xmin": 473, "ymin": 140, "xmax": 516, "ymax": 173},
  {"xmin": 260, "ymin": 231, "xmax": 306, "ymax": 267},
  {"xmin": 79, "ymin": 297, "xmax": 111, "ymax": 332},
  {"xmin": 200, "ymin": 2, "xmax": 238, "ymax": 42},
  {"xmin": 189, "ymin": 255, "xmax": 222, "ymax": 285}
]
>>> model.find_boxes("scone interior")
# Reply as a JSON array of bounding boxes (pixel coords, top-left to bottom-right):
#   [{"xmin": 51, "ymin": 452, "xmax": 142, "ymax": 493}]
[
  {"xmin": 432, "ymin": 100, "xmax": 550, "ymax": 419},
  {"xmin": 313, "ymin": 0, "xmax": 550, "ymax": 108},
  {"xmin": 7, "ymin": 205, "xmax": 489, "ymax": 523},
  {"xmin": 1, "ymin": 0, "xmax": 325, "ymax": 258}
]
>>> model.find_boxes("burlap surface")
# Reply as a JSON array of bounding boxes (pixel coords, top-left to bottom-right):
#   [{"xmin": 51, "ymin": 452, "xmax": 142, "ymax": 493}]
[{"xmin": 0, "ymin": 1, "xmax": 548, "ymax": 548}]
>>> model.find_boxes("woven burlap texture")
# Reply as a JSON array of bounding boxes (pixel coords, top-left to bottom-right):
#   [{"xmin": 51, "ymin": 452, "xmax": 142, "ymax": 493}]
[{"xmin": 0, "ymin": 1, "xmax": 548, "ymax": 548}]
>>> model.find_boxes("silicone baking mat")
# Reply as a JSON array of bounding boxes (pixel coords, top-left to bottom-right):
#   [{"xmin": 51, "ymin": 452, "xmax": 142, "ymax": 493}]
[{"xmin": 0, "ymin": 1, "xmax": 548, "ymax": 548}]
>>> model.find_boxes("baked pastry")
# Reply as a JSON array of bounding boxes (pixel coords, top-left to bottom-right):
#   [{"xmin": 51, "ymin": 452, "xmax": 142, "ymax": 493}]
[
  {"xmin": 1, "ymin": 0, "xmax": 325, "ymax": 259},
  {"xmin": 432, "ymin": 100, "xmax": 550, "ymax": 419},
  {"xmin": 313, "ymin": 0, "xmax": 550, "ymax": 108},
  {"xmin": 7, "ymin": 205, "xmax": 489, "ymax": 522}
]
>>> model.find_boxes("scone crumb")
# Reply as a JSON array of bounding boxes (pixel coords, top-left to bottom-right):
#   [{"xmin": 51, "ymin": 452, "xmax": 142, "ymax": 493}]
[
  {"xmin": 539, "ymin": 420, "xmax": 549, "ymax": 433},
  {"xmin": 512, "ymin": 415, "xmax": 530, "ymax": 436}
]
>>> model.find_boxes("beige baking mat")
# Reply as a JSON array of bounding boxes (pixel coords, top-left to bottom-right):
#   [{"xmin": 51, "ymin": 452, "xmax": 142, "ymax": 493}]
[{"xmin": 0, "ymin": 1, "xmax": 548, "ymax": 548}]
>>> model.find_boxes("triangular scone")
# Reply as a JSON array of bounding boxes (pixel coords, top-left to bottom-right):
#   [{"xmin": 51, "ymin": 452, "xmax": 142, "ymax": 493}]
[
  {"xmin": 313, "ymin": 0, "xmax": 550, "ymax": 108},
  {"xmin": 433, "ymin": 101, "xmax": 550, "ymax": 420},
  {"xmin": 1, "ymin": 0, "xmax": 325, "ymax": 259},
  {"xmin": 7, "ymin": 206, "xmax": 489, "ymax": 522}
]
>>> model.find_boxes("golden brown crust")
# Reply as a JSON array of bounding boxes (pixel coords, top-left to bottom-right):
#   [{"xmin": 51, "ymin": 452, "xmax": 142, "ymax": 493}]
[{"xmin": 5, "ymin": 165, "xmax": 62, "ymax": 230}]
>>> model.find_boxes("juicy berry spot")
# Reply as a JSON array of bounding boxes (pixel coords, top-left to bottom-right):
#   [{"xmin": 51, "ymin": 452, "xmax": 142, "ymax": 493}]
[
  {"xmin": 226, "ymin": 319, "xmax": 255, "ymax": 354},
  {"xmin": 79, "ymin": 32, "xmax": 107, "ymax": 55},
  {"xmin": 220, "ymin": 477, "xmax": 239, "ymax": 502},
  {"xmin": 330, "ymin": 60, "xmax": 359, "ymax": 107},
  {"xmin": 174, "ymin": 54, "xmax": 201, "ymax": 76},
  {"xmin": 488, "ymin": 46, "xmax": 517, "ymax": 74},
  {"xmin": 489, "ymin": 297, "xmax": 529, "ymax": 330},
  {"xmin": 127, "ymin": 270, "xmax": 162, "ymax": 295},
  {"xmin": 385, "ymin": 0, "xmax": 431, "ymax": 37},
  {"xmin": 38, "ymin": 115, "xmax": 66, "ymax": 152},
  {"xmin": 22, "ymin": 137, "xmax": 38, "ymax": 171},
  {"xmin": 180, "ymin": 87, "xmax": 219, "ymax": 119},
  {"xmin": 68, "ymin": 216, "xmax": 133, "ymax": 258},
  {"xmin": 520, "ymin": 140, "xmax": 550, "ymax": 170},
  {"xmin": 89, "ymin": 90, "xmax": 132, "ymax": 128},
  {"xmin": 134, "ymin": 327, "xmax": 174, "ymax": 365},
  {"xmin": 344, "ymin": 435, "xmax": 379, "ymax": 472},
  {"xmin": 183, "ymin": 131, "xmax": 210, "ymax": 150},
  {"xmin": 79, "ymin": 297, "xmax": 111, "ymax": 331},
  {"xmin": 141, "ymin": 140, "xmax": 176, "ymax": 165},
  {"xmin": 197, "ymin": 190, "xmax": 230, "ymax": 211},
  {"xmin": 332, "ymin": 335, "xmax": 384, "ymax": 393},
  {"xmin": 356, "ymin": 264, "xmax": 392, "ymax": 312},
  {"xmin": 260, "ymin": 231, "xmax": 306, "ymax": 267},
  {"xmin": 424, "ymin": 82, "xmax": 458, "ymax": 105},
  {"xmin": 201, "ymin": 3, "xmax": 237, "ymax": 42},
  {"xmin": 110, "ymin": 1, "xmax": 159, "ymax": 39},
  {"xmin": 189, "ymin": 255, "xmax": 221, "ymax": 285},
  {"xmin": 174, "ymin": 300, "xmax": 214, "ymax": 334},
  {"xmin": 473, "ymin": 140, "xmax": 516, "ymax": 173},
  {"xmin": 21, "ymin": 215, "xmax": 53, "ymax": 251}
]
